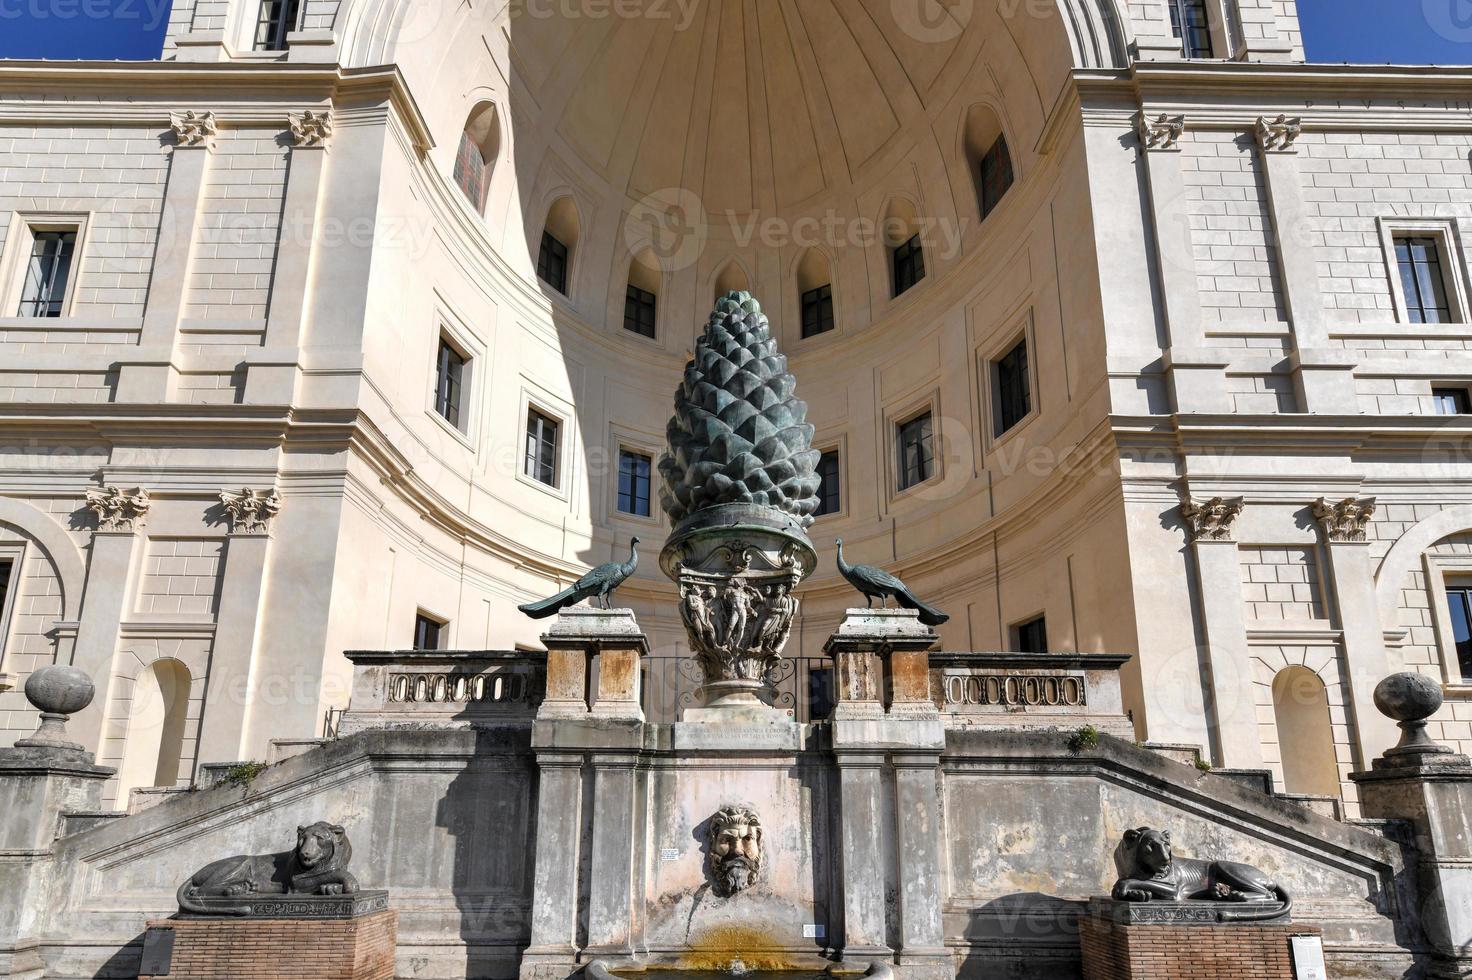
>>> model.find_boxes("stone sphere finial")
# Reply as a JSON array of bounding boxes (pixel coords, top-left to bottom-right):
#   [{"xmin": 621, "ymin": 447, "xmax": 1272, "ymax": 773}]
[
  {"xmin": 17, "ymin": 664, "xmax": 95, "ymax": 753},
  {"xmin": 1373, "ymin": 671, "xmax": 1450, "ymax": 763}
]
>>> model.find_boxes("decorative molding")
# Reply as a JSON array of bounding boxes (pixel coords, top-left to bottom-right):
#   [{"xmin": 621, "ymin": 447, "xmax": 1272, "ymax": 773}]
[
  {"xmin": 288, "ymin": 109, "xmax": 333, "ymax": 149},
  {"xmin": 1180, "ymin": 496, "xmax": 1244, "ymax": 542},
  {"xmin": 1314, "ymin": 496, "xmax": 1376, "ymax": 542},
  {"xmin": 1136, "ymin": 111, "xmax": 1185, "ymax": 151},
  {"xmin": 219, "ymin": 487, "xmax": 282, "ymax": 534},
  {"xmin": 1255, "ymin": 113, "xmax": 1302, "ymax": 152},
  {"xmin": 85, "ymin": 485, "xmax": 150, "ymax": 532},
  {"xmin": 170, "ymin": 110, "xmax": 218, "ymax": 149}
]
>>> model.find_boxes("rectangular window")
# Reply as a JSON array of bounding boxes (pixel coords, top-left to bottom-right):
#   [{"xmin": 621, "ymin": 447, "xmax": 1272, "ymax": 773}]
[
  {"xmin": 897, "ymin": 412, "xmax": 934, "ymax": 491},
  {"xmin": 1444, "ymin": 584, "xmax": 1472, "ymax": 682},
  {"xmin": 801, "ymin": 284, "xmax": 835, "ymax": 338},
  {"xmin": 434, "ymin": 337, "xmax": 467, "ymax": 429},
  {"xmin": 413, "ymin": 612, "xmax": 444, "ymax": 651},
  {"xmin": 525, "ymin": 409, "xmax": 559, "ymax": 486},
  {"xmin": 453, "ymin": 131, "xmax": 488, "ymax": 210},
  {"xmin": 815, "ymin": 450, "xmax": 841, "ymax": 516},
  {"xmin": 624, "ymin": 283, "xmax": 657, "ymax": 338},
  {"xmin": 1396, "ymin": 235, "xmax": 1457, "ymax": 324},
  {"xmin": 993, "ymin": 337, "xmax": 1032, "ymax": 436},
  {"xmin": 17, "ymin": 229, "xmax": 76, "ymax": 318},
  {"xmin": 1434, "ymin": 387, "xmax": 1472, "ymax": 415},
  {"xmin": 892, "ymin": 234, "xmax": 925, "ymax": 297},
  {"xmin": 0, "ymin": 559, "xmax": 12, "ymax": 650},
  {"xmin": 979, "ymin": 136, "xmax": 1013, "ymax": 220},
  {"xmin": 1012, "ymin": 615, "xmax": 1048, "ymax": 654},
  {"xmin": 254, "ymin": 0, "xmax": 301, "ymax": 50},
  {"xmin": 617, "ymin": 450, "xmax": 652, "ymax": 517},
  {"xmin": 538, "ymin": 231, "xmax": 569, "ymax": 295},
  {"xmin": 1168, "ymin": 0, "xmax": 1214, "ymax": 58}
]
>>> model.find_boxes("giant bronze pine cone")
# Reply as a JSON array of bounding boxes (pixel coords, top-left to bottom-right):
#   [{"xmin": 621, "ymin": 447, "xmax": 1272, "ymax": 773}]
[{"xmin": 659, "ymin": 292, "xmax": 821, "ymax": 528}]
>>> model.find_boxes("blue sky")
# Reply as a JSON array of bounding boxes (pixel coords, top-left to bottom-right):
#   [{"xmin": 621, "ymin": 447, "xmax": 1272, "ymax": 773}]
[{"xmin": 0, "ymin": 0, "xmax": 1470, "ymax": 63}]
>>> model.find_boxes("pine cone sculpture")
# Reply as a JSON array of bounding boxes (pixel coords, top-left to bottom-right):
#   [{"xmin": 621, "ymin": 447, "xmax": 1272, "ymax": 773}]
[{"xmin": 660, "ymin": 292, "xmax": 821, "ymax": 529}]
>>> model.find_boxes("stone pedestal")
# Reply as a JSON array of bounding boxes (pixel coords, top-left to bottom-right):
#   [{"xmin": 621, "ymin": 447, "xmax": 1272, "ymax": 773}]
[
  {"xmin": 1081, "ymin": 899, "xmax": 1315, "ymax": 980},
  {"xmin": 137, "ymin": 908, "xmax": 397, "ymax": 980},
  {"xmin": 538, "ymin": 608, "xmax": 647, "ymax": 720},
  {"xmin": 824, "ymin": 609, "xmax": 939, "ymax": 719}
]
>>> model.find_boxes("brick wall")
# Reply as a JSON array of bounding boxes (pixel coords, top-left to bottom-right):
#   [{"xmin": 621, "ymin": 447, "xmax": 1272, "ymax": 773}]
[
  {"xmin": 1081, "ymin": 914, "xmax": 1314, "ymax": 980},
  {"xmin": 139, "ymin": 911, "xmax": 397, "ymax": 980}
]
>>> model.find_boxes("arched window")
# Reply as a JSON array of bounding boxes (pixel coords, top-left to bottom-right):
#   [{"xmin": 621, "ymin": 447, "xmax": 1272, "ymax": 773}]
[
  {"xmin": 624, "ymin": 248, "xmax": 660, "ymax": 338},
  {"xmin": 883, "ymin": 198, "xmax": 925, "ymax": 297},
  {"xmin": 796, "ymin": 249, "xmax": 834, "ymax": 338},
  {"xmin": 964, "ymin": 105, "xmax": 1013, "ymax": 221},
  {"xmin": 117, "ymin": 659, "xmax": 192, "ymax": 802},
  {"xmin": 540, "ymin": 197, "xmax": 580, "ymax": 296},
  {"xmin": 1271, "ymin": 666, "xmax": 1340, "ymax": 797},
  {"xmin": 453, "ymin": 102, "xmax": 500, "ymax": 213},
  {"xmin": 713, "ymin": 261, "xmax": 750, "ymax": 301}
]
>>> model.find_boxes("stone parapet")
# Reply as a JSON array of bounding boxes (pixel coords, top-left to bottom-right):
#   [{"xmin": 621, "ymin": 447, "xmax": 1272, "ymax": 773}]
[
  {"xmin": 929, "ymin": 651, "xmax": 1134, "ymax": 736},
  {"xmin": 824, "ymin": 608, "xmax": 939, "ymax": 719},
  {"xmin": 539, "ymin": 609, "xmax": 647, "ymax": 720},
  {"xmin": 339, "ymin": 650, "xmax": 544, "ymax": 733}
]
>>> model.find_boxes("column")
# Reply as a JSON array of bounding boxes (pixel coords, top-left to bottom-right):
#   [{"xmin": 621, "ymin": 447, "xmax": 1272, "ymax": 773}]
[
  {"xmin": 1314, "ymin": 498, "xmax": 1403, "ymax": 766},
  {"xmin": 834, "ymin": 749, "xmax": 891, "ymax": 958},
  {"xmin": 584, "ymin": 751, "xmax": 640, "ymax": 956},
  {"xmin": 117, "ymin": 112, "xmax": 216, "ymax": 403},
  {"xmin": 67, "ymin": 486, "xmax": 150, "ymax": 756},
  {"xmin": 245, "ymin": 111, "xmax": 332, "ymax": 405},
  {"xmin": 1253, "ymin": 114, "xmax": 1359, "ymax": 414},
  {"xmin": 520, "ymin": 751, "xmax": 583, "ymax": 980},
  {"xmin": 1136, "ymin": 112, "xmax": 1231, "ymax": 414},
  {"xmin": 1180, "ymin": 496, "xmax": 1264, "ymax": 768},
  {"xmin": 194, "ymin": 489, "xmax": 279, "ymax": 768},
  {"xmin": 893, "ymin": 752, "xmax": 947, "ymax": 969}
]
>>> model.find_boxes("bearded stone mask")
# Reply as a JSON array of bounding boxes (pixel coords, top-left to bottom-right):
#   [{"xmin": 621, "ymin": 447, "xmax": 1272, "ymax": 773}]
[{"xmin": 707, "ymin": 804, "xmax": 763, "ymax": 897}]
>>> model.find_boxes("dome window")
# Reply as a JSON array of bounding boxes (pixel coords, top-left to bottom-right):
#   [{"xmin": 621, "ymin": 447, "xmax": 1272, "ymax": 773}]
[
  {"xmin": 453, "ymin": 102, "xmax": 500, "ymax": 213},
  {"xmin": 624, "ymin": 248, "xmax": 660, "ymax": 338},
  {"xmin": 964, "ymin": 106, "xmax": 1014, "ymax": 222},
  {"xmin": 539, "ymin": 197, "xmax": 580, "ymax": 295},
  {"xmin": 796, "ymin": 249, "xmax": 835, "ymax": 338}
]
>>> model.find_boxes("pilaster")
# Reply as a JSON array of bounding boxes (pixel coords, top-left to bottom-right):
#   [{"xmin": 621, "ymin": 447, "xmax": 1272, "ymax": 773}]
[
  {"xmin": 584, "ymin": 746, "xmax": 642, "ymax": 957},
  {"xmin": 1253, "ymin": 114, "xmax": 1359, "ymax": 413},
  {"xmin": 1136, "ymin": 112, "xmax": 1230, "ymax": 414},
  {"xmin": 1314, "ymin": 497, "xmax": 1403, "ymax": 765},
  {"xmin": 1180, "ymin": 496, "xmax": 1263, "ymax": 768},
  {"xmin": 520, "ymin": 750, "xmax": 583, "ymax": 980},
  {"xmin": 892, "ymin": 751, "xmax": 946, "ymax": 966},
  {"xmin": 247, "ymin": 111, "xmax": 332, "ymax": 404},
  {"xmin": 117, "ymin": 112, "xmax": 216, "ymax": 403}
]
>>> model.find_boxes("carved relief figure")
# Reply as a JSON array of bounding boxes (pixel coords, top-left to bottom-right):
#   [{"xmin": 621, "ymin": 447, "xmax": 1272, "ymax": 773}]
[
  {"xmin": 1111, "ymin": 827, "xmax": 1291, "ymax": 921},
  {"xmin": 707, "ymin": 804, "xmax": 763, "ymax": 897},
  {"xmin": 176, "ymin": 822, "xmax": 359, "ymax": 916}
]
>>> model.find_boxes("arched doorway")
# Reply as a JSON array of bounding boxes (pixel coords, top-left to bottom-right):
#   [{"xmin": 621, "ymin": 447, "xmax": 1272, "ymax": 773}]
[
  {"xmin": 1271, "ymin": 666, "xmax": 1340, "ymax": 797},
  {"xmin": 116, "ymin": 658, "xmax": 192, "ymax": 801}
]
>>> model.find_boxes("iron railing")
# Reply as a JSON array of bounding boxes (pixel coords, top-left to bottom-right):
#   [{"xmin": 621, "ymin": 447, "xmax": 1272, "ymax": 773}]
[{"xmin": 637, "ymin": 653, "xmax": 836, "ymax": 724}]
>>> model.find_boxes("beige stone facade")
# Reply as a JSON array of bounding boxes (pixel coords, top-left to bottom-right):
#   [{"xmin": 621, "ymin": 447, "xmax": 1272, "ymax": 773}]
[{"xmin": 0, "ymin": 0, "xmax": 1469, "ymax": 814}]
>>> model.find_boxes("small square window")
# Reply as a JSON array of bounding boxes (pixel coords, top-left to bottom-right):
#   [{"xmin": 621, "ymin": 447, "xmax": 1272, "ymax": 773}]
[
  {"xmin": 538, "ymin": 231, "xmax": 569, "ymax": 295},
  {"xmin": 992, "ymin": 337, "xmax": 1032, "ymax": 436},
  {"xmin": 1443, "ymin": 583, "xmax": 1472, "ymax": 682},
  {"xmin": 1168, "ymin": 0, "xmax": 1213, "ymax": 58},
  {"xmin": 1011, "ymin": 615, "xmax": 1047, "ymax": 654},
  {"xmin": 18, "ymin": 229, "xmax": 77, "ymax": 318},
  {"xmin": 979, "ymin": 137, "xmax": 1013, "ymax": 220},
  {"xmin": 525, "ymin": 409, "xmax": 560, "ymax": 486},
  {"xmin": 624, "ymin": 283, "xmax": 657, "ymax": 338},
  {"xmin": 892, "ymin": 235, "xmax": 926, "ymax": 297},
  {"xmin": 617, "ymin": 450, "xmax": 652, "ymax": 517},
  {"xmin": 254, "ymin": 0, "xmax": 301, "ymax": 51},
  {"xmin": 814, "ymin": 450, "xmax": 841, "ymax": 516},
  {"xmin": 1395, "ymin": 235, "xmax": 1459, "ymax": 325},
  {"xmin": 413, "ymin": 612, "xmax": 445, "ymax": 651},
  {"xmin": 801, "ymin": 284, "xmax": 835, "ymax": 338},
  {"xmin": 897, "ymin": 412, "xmax": 934, "ymax": 491},
  {"xmin": 434, "ymin": 337, "xmax": 468, "ymax": 430},
  {"xmin": 1433, "ymin": 387, "xmax": 1471, "ymax": 415}
]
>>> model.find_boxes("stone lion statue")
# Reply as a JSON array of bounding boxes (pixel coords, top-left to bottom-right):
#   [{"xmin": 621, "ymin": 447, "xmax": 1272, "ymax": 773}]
[
  {"xmin": 1111, "ymin": 827, "xmax": 1291, "ymax": 921},
  {"xmin": 177, "ymin": 822, "xmax": 359, "ymax": 916},
  {"xmin": 706, "ymin": 804, "xmax": 762, "ymax": 897}
]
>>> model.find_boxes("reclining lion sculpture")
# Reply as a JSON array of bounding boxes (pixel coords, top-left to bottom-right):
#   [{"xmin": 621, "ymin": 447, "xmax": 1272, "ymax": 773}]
[
  {"xmin": 1111, "ymin": 827, "xmax": 1291, "ymax": 921},
  {"xmin": 177, "ymin": 821, "xmax": 359, "ymax": 916}
]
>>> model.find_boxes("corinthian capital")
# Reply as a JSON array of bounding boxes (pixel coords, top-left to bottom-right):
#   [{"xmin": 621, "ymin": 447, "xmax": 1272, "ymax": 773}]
[
  {"xmin": 86, "ymin": 486, "xmax": 151, "ymax": 533},
  {"xmin": 170, "ymin": 110, "xmax": 218, "ymax": 150},
  {"xmin": 219, "ymin": 487, "xmax": 282, "ymax": 535},
  {"xmin": 1180, "ymin": 496, "xmax": 1244, "ymax": 542},
  {"xmin": 1314, "ymin": 497, "xmax": 1376, "ymax": 543},
  {"xmin": 288, "ymin": 109, "xmax": 333, "ymax": 149}
]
